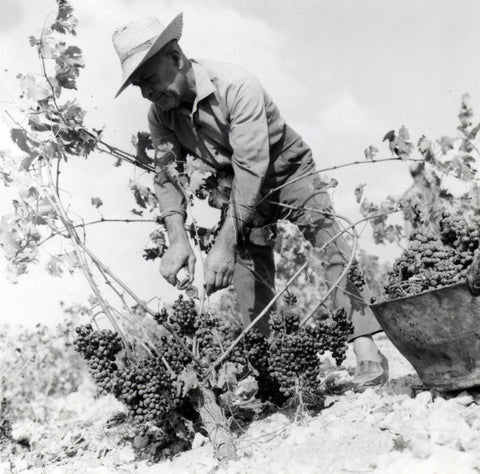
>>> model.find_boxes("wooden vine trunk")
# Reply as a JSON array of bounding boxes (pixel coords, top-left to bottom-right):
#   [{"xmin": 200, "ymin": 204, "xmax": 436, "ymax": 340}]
[
  {"xmin": 196, "ymin": 387, "xmax": 236, "ymax": 461},
  {"xmin": 467, "ymin": 249, "xmax": 480, "ymax": 295}
]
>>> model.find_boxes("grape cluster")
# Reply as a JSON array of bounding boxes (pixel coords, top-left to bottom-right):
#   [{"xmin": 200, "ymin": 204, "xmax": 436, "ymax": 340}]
[
  {"xmin": 155, "ymin": 335, "xmax": 191, "ymax": 375},
  {"xmin": 268, "ymin": 328, "xmax": 319, "ymax": 398},
  {"xmin": 347, "ymin": 262, "xmax": 366, "ymax": 292},
  {"xmin": 385, "ymin": 211, "xmax": 480, "ymax": 299},
  {"xmin": 73, "ymin": 325, "xmax": 122, "ymax": 394},
  {"xmin": 113, "ymin": 358, "xmax": 179, "ymax": 426},
  {"xmin": 169, "ymin": 295, "xmax": 197, "ymax": 336},
  {"xmin": 154, "ymin": 296, "xmax": 237, "ymax": 368},
  {"xmin": 266, "ymin": 305, "xmax": 353, "ymax": 399},
  {"xmin": 269, "ymin": 309, "xmax": 300, "ymax": 334},
  {"xmin": 74, "ymin": 324, "xmax": 186, "ymax": 455},
  {"xmin": 312, "ymin": 308, "xmax": 354, "ymax": 365}
]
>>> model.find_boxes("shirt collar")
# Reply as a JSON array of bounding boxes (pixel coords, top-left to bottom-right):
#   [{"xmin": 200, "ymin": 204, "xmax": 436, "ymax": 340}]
[{"xmin": 191, "ymin": 60, "xmax": 216, "ymax": 109}]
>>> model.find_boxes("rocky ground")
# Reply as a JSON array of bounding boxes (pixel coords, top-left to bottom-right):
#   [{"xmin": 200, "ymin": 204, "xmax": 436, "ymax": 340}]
[{"xmin": 3, "ymin": 334, "xmax": 480, "ymax": 474}]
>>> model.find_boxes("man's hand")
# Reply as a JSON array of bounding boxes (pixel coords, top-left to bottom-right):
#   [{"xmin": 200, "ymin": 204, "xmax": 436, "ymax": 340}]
[
  {"xmin": 160, "ymin": 242, "xmax": 196, "ymax": 287},
  {"xmin": 204, "ymin": 217, "xmax": 237, "ymax": 295},
  {"xmin": 204, "ymin": 240, "xmax": 236, "ymax": 295},
  {"xmin": 161, "ymin": 214, "xmax": 195, "ymax": 287}
]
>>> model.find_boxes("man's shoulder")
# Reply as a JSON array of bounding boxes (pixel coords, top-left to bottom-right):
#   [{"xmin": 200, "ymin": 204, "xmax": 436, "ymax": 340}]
[{"xmin": 193, "ymin": 59, "xmax": 259, "ymax": 87}]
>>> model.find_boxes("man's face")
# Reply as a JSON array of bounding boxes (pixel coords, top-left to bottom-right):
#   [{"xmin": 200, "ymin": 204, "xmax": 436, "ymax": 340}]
[{"xmin": 130, "ymin": 51, "xmax": 184, "ymax": 111}]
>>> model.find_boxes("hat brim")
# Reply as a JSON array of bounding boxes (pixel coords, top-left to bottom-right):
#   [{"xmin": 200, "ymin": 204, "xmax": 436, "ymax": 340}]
[{"xmin": 115, "ymin": 12, "xmax": 183, "ymax": 98}]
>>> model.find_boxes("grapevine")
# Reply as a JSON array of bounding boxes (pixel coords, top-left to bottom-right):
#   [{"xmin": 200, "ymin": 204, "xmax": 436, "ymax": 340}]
[{"xmin": 71, "ymin": 293, "xmax": 353, "ymax": 458}]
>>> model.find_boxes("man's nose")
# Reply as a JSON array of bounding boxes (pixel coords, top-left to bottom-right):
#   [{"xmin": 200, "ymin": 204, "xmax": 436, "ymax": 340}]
[{"xmin": 140, "ymin": 83, "xmax": 154, "ymax": 100}]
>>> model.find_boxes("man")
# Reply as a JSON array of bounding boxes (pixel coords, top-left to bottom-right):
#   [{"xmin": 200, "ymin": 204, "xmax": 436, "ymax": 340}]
[{"xmin": 112, "ymin": 13, "xmax": 388, "ymax": 388}]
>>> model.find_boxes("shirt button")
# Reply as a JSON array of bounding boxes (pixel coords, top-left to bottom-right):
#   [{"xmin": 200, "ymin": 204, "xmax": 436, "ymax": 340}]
[{"xmin": 214, "ymin": 151, "xmax": 219, "ymax": 156}]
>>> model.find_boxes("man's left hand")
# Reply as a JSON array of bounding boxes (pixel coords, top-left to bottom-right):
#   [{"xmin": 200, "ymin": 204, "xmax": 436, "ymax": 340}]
[{"xmin": 204, "ymin": 240, "xmax": 236, "ymax": 295}]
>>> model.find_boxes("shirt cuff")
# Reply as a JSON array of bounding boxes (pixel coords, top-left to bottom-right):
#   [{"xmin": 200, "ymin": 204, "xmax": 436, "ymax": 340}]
[{"xmin": 160, "ymin": 208, "xmax": 187, "ymax": 223}]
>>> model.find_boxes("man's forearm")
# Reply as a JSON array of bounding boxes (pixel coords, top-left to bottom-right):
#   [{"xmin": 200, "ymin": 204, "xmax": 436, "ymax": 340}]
[
  {"xmin": 164, "ymin": 213, "xmax": 189, "ymax": 244},
  {"xmin": 215, "ymin": 216, "xmax": 238, "ymax": 249}
]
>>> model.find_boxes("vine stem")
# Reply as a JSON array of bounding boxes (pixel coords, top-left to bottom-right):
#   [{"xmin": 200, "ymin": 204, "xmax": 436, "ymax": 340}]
[
  {"xmin": 300, "ymin": 229, "xmax": 357, "ymax": 327},
  {"xmin": 38, "ymin": 159, "xmax": 134, "ymax": 358},
  {"xmin": 36, "ymin": 218, "xmax": 157, "ymax": 247},
  {"xmin": 257, "ymin": 157, "xmax": 423, "ymax": 205}
]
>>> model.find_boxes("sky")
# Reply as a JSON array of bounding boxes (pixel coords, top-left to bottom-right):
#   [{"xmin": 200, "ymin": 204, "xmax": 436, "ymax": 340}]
[{"xmin": 1, "ymin": 0, "xmax": 480, "ymax": 326}]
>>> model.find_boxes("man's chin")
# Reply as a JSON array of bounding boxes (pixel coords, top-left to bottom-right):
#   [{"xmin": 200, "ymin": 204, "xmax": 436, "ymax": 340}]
[{"xmin": 154, "ymin": 98, "xmax": 177, "ymax": 111}]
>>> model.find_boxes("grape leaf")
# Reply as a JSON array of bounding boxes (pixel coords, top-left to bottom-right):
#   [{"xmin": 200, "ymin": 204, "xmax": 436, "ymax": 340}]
[
  {"xmin": 46, "ymin": 255, "xmax": 64, "ymax": 277},
  {"xmin": 10, "ymin": 129, "xmax": 31, "ymax": 154},
  {"xmin": 17, "ymin": 73, "xmax": 51, "ymax": 101},
  {"xmin": 383, "ymin": 130, "xmax": 395, "ymax": 144},
  {"xmin": 55, "ymin": 45, "xmax": 84, "ymax": 90},
  {"xmin": 383, "ymin": 127, "xmax": 413, "ymax": 159},
  {"xmin": 0, "ymin": 217, "xmax": 20, "ymax": 259},
  {"xmin": 51, "ymin": 0, "xmax": 78, "ymax": 35},
  {"xmin": 249, "ymin": 225, "xmax": 276, "ymax": 246},
  {"xmin": 417, "ymin": 135, "xmax": 434, "ymax": 162},
  {"xmin": 149, "ymin": 228, "xmax": 166, "ymax": 246},
  {"xmin": 450, "ymin": 156, "xmax": 476, "ymax": 180},
  {"xmin": 438, "ymin": 136, "xmax": 455, "ymax": 155},
  {"xmin": 458, "ymin": 93, "xmax": 473, "ymax": 131},
  {"xmin": 395, "ymin": 126, "xmax": 413, "ymax": 159},
  {"xmin": 130, "ymin": 182, "xmax": 157, "ymax": 209},
  {"xmin": 312, "ymin": 175, "xmax": 338, "ymax": 191},
  {"xmin": 364, "ymin": 145, "xmax": 378, "ymax": 161},
  {"xmin": 216, "ymin": 362, "xmax": 241, "ymax": 390},
  {"xmin": 133, "ymin": 132, "xmax": 154, "ymax": 165},
  {"xmin": 184, "ymin": 156, "xmax": 213, "ymax": 194},
  {"xmin": 176, "ymin": 368, "xmax": 199, "ymax": 396},
  {"xmin": 90, "ymin": 197, "xmax": 103, "ymax": 208},
  {"xmin": 468, "ymin": 123, "xmax": 480, "ymax": 140},
  {"xmin": 354, "ymin": 183, "xmax": 366, "ymax": 203}
]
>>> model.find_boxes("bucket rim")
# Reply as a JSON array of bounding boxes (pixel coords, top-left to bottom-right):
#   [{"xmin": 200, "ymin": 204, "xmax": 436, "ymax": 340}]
[{"xmin": 370, "ymin": 281, "xmax": 468, "ymax": 309}]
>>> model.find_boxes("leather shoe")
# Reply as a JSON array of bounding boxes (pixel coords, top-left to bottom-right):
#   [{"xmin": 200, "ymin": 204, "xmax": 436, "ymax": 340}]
[{"xmin": 352, "ymin": 352, "xmax": 389, "ymax": 392}]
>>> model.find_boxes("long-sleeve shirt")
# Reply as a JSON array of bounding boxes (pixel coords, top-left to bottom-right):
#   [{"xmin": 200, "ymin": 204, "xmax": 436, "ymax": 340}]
[{"xmin": 149, "ymin": 59, "xmax": 313, "ymax": 229}]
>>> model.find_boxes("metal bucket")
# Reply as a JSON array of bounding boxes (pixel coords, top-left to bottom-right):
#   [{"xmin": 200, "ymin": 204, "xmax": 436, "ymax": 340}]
[{"xmin": 370, "ymin": 282, "xmax": 480, "ymax": 391}]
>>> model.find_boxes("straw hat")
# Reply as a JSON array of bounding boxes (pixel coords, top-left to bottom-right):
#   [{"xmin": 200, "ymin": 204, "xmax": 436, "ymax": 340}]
[{"xmin": 112, "ymin": 13, "xmax": 183, "ymax": 98}]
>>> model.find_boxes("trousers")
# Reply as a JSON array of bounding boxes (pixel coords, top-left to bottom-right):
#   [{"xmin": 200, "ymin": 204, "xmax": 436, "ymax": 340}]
[{"xmin": 232, "ymin": 156, "xmax": 382, "ymax": 340}]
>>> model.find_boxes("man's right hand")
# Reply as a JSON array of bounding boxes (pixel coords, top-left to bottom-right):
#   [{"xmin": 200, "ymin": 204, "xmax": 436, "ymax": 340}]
[{"xmin": 159, "ymin": 242, "xmax": 196, "ymax": 287}]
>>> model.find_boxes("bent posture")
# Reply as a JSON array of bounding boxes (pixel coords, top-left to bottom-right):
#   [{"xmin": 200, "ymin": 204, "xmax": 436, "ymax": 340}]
[{"xmin": 112, "ymin": 13, "xmax": 388, "ymax": 388}]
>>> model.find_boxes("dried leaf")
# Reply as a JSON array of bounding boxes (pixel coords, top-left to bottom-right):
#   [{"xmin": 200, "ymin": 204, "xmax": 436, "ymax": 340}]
[
  {"xmin": 216, "ymin": 362, "xmax": 241, "ymax": 390},
  {"xmin": 176, "ymin": 368, "xmax": 199, "ymax": 396}
]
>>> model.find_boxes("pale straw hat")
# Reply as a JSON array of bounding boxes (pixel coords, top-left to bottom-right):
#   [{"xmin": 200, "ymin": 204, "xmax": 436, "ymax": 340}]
[{"xmin": 112, "ymin": 13, "xmax": 183, "ymax": 98}]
